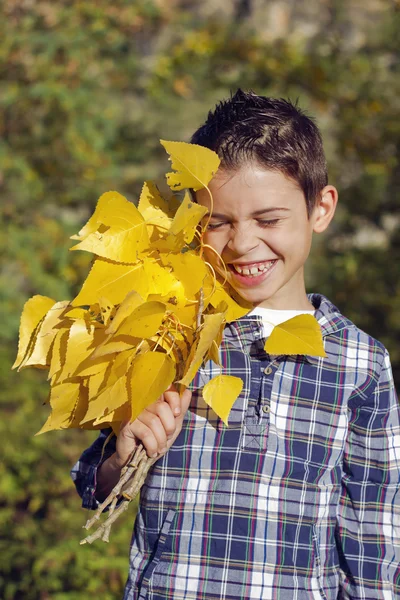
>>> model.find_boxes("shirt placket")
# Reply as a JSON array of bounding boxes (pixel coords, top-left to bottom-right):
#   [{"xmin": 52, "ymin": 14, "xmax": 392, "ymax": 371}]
[{"xmin": 240, "ymin": 324, "xmax": 278, "ymax": 453}]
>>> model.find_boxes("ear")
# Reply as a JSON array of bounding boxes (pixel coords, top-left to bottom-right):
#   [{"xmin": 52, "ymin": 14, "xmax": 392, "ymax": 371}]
[{"xmin": 312, "ymin": 185, "xmax": 338, "ymax": 233}]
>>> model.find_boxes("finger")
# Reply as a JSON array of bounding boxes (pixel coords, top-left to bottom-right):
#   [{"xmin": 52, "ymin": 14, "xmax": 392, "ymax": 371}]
[
  {"xmin": 177, "ymin": 388, "xmax": 192, "ymax": 420},
  {"xmin": 136, "ymin": 411, "xmax": 169, "ymax": 453},
  {"xmin": 129, "ymin": 419, "xmax": 161, "ymax": 458},
  {"xmin": 163, "ymin": 387, "xmax": 182, "ymax": 417},
  {"xmin": 145, "ymin": 400, "xmax": 176, "ymax": 439}
]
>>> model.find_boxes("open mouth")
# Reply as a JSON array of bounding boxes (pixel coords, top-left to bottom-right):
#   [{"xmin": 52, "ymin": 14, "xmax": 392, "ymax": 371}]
[{"xmin": 228, "ymin": 260, "xmax": 277, "ymax": 277}]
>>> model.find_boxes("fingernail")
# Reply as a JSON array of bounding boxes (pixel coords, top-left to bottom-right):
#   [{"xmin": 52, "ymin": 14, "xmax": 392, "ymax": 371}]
[
  {"xmin": 174, "ymin": 407, "xmax": 181, "ymax": 415},
  {"xmin": 152, "ymin": 452, "xmax": 158, "ymax": 458}
]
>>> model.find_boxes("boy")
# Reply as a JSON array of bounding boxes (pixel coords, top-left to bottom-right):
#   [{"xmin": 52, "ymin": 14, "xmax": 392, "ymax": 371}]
[{"xmin": 71, "ymin": 90, "xmax": 400, "ymax": 599}]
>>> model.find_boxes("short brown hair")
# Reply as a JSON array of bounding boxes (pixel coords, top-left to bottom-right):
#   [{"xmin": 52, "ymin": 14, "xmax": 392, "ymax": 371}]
[{"xmin": 191, "ymin": 89, "xmax": 328, "ymax": 216}]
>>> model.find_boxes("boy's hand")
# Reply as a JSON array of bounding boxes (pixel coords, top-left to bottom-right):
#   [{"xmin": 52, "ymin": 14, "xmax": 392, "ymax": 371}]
[{"xmin": 115, "ymin": 386, "xmax": 192, "ymax": 467}]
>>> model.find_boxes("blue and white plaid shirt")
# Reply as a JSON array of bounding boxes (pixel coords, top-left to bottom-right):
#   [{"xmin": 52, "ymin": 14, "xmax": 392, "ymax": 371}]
[{"xmin": 71, "ymin": 294, "xmax": 400, "ymax": 600}]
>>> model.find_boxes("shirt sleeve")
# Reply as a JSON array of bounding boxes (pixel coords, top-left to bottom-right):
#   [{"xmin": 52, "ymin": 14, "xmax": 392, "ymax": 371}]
[
  {"xmin": 337, "ymin": 350, "xmax": 400, "ymax": 599},
  {"xmin": 70, "ymin": 428, "xmax": 116, "ymax": 510}
]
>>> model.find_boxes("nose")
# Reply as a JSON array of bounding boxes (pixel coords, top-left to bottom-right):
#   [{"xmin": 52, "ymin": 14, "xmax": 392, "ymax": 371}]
[{"xmin": 227, "ymin": 223, "xmax": 259, "ymax": 256}]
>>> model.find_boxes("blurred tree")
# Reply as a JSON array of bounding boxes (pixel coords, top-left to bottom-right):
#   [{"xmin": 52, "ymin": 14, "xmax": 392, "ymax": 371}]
[{"xmin": 1, "ymin": 0, "xmax": 399, "ymax": 597}]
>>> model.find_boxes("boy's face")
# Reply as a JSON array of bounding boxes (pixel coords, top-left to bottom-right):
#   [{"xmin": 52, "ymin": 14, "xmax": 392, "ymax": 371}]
[{"xmin": 197, "ymin": 164, "xmax": 336, "ymax": 310}]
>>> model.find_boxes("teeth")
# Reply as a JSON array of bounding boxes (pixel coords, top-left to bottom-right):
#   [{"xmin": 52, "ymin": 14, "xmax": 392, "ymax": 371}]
[{"xmin": 233, "ymin": 261, "xmax": 275, "ymax": 276}]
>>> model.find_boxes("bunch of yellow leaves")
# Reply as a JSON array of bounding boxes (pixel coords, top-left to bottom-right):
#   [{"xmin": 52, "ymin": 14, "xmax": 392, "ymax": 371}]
[
  {"xmin": 13, "ymin": 139, "xmax": 327, "ymax": 544},
  {"xmin": 13, "ymin": 141, "xmax": 255, "ymax": 437}
]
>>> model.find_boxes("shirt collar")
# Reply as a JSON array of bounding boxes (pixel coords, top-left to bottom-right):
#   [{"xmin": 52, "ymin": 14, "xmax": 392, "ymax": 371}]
[
  {"xmin": 309, "ymin": 293, "xmax": 352, "ymax": 338},
  {"xmin": 227, "ymin": 293, "xmax": 351, "ymax": 360}
]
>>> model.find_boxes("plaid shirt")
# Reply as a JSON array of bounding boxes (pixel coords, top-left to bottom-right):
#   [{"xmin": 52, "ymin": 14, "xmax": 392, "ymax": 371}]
[{"xmin": 71, "ymin": 294, "xmax": 400, "ymax": 600}]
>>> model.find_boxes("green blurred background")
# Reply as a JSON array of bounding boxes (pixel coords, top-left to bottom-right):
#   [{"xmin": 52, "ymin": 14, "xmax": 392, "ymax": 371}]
[{"xmin": 1, "ymin": 1, "xmax": 399, "ymax": 598}]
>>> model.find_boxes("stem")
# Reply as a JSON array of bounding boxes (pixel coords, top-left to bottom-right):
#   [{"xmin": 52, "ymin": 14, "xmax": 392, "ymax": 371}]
[{"xmin": 80, "ymin": 444, "xmax": 157, "ymax": 545}]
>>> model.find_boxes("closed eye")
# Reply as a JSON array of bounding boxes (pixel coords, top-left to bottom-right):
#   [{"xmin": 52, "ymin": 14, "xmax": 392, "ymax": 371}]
[
  {"xmin": 257, "ymin": 219, "xmax": 281, "ymax": 227},
  {"xmin": 207, "ymin": 221, "xmax": 229, "ymax": 230}
]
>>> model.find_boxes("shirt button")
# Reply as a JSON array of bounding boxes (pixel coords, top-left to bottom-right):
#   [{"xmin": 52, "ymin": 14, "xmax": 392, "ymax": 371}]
[
  {"xmin": 262, "ymin": 405, "xmax": 270, "ymax": 413},
  {"xmin": 264, "ymin": 366, "xmax": 273, "ymax": 375}
]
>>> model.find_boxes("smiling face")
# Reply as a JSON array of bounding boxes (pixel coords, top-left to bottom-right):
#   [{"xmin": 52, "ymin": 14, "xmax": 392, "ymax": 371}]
[{"xmin": 197, "ymin": 164, "xmax": 337, "ymax": 310}]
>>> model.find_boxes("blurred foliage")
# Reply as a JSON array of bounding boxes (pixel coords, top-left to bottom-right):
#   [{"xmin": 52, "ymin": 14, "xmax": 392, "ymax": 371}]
[{"xmin": 0, "ymin": 0, "xmax": 399, "ymax": 597}]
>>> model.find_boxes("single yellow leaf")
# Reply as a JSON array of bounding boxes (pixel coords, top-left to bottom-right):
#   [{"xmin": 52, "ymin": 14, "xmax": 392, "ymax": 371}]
[
  {"xmin": 87, "ymin": 348, "xmax": 135, "ymax": 399},
  {"xmin": 94, "ymin": 400, "xmax": 131, "ymax": 428},
  {"xmin": 71, "ymin": 191, "xmax": 144, "ymax": 241},
  {"xmin": 91, "ymin": 338, "xmax": 137, "ymax": 359},
  {"xmin": 68, "ymin": 384, "xmax": 89, "ymax": 429},
  {"xmin": 264, "ymin": 314, "xmax": 327, "ymax": 357},
  {"xmin": 105, "ymin": 291, "xmax": 146, "ymax": 334},
  {"xmin": 168, "ymin": 192, "xmax": 208, "ymax": 244},
  {"xmin": 129, "ymin": 351, "xmax": 176, "ymax": 422},
  {"xmin": 80, "ymin": 370, "xmax": 129, "ymax": 424},
  {"xmin": 202, "ymin": 375, "xmax": 243, "ymax": 425},
  {"xmin": 72, "ymin": 259, "xmax": 150, "ymax": 307},
  {"xmin": 48, "ymin": 328, "xmax": 69, "ymax": 381},
  {"xmin": 18, "ymin": 300, "xmax": 70, "ymax": 369},
  {"xmin": 145, "ymin": 259, "xmax": 186, "ymax": 306},
  {"xmin": 205, "ymin": 278, "xmax": 252, "ymax": 322},
  {"xmin": 57, "ymin": 320, "xmax": 107, "ymax": 381},
  {"xmin": 116, "ymin": 301, "xmax": 166, "ymax": 339},
  {"xmin": 179, "ymin": 311, "xmax": 226, "ymax": 386},
  {"xmin": 70, "ymin": 220, "xmax": 149, "ymax": 263},
  {"xmin": 137, "ymin": 181, "xmax": 172, "ymax": 232},
  {"xmin": 160, "ymin": 251, "xmax": 209, "ymax": 299},
  {"xmin": 160, "ymin": 140, "xmax": 220, "ymax": 191},
  {"xmin": 98, "ymin": 297, "xmax": 115, "ymax": 327},
  {"xmin": 35, "ymin": 381, "xmax": 81, "ymax": 435},
  {"xmin": 74, "ymin": 353, "xmax": 117, "ymax": 377},
  {"xmin": 88, "ymin": 362, "xmax": 113, "ymax": 398},
  {"xmin": 13, "ymin": 295, "xmax": 56, "ymax": 369},
  {"xmin": 168, "ymin": 302, "xmax": 198, "ymax": 328},
  {"xmin": 206, "ymin": 321, "xmax": 224, "ymax": 365},
  {"xmin": 61, "ymin": 307, "xmax": 88, "ymax": 320}
]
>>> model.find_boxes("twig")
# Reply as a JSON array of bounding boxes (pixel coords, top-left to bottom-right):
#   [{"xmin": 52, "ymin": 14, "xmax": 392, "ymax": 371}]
[
  {"xmin": 80, "ymin": 444, "xmax": 157, "ymax": 545},
  {"xmin": 196, "ymin": 288, "xmax": 204, "ymax": 330}
]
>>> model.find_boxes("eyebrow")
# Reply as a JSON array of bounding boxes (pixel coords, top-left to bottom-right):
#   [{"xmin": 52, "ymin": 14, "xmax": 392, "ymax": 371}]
[{"xmin": 209, "ymin": 207, "xmax": 290, "ymax": 219}]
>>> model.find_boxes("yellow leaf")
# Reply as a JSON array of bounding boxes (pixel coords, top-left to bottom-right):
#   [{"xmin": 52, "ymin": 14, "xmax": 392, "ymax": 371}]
[
  {"xmin": 138, "ymin": 181, "xmax": 172, "ymax": 229},
  {"xmin": 71, "ymin": 191, "xmax": 144, "ymax": 241},
  {"xmin": 74, "ymin": 353, "xmax": 117, "ymax": 377},
  {"xmin": 57, "ymin": 320, "xmax": 107, "ymax": 381},
  {"xmin": 160, "ymin": 251, "xmax": 209, "ymax": 299},
  {"xmin": 264, "ymin": 314, "xmax": 327, "ymax": 357},
  {"xmin": 35, "ymin": 382, "xmax": 81, "ymax": 435},
  {"xmin": 48, "ymin": 328, "xmax": 69, "ymax": 381},
  {"xmin": 13, "ymin": 295, "xmax": 56, "ymax": 369},
  {"xmin": 72, "ymin": 259, "xmax": 150, "ymax": 307},
  {"xmin": 70, "ymin": 220, "xmax": 149, "ymax": 263},
  {"xmin": 179, "ymin": 311, "xmax": 226, "ymax": 386},
  {"xmin": 105, "ymin": 291, "xmax": 146, "ymax": 334},
  {"xmin": 206, "ymin": 321, "xmax": 224, "ymax": 365},
  {"xmin": 68, "ymin": 385, "xmax": 89, "ymax": 429},
  {"xmin": 91, "ymin": 338, "xmax": 138, "ymax": 359},
  {"xmin": 205, "ymin": 278, "xmax": 251, "ymax": 322},
  {"xmin": 81, "ymin": 370, "xmax": 129, "ymax": 424},
  {"xmin": 202, "ymin": 375, "xmax": 243, "ymax": 425},
  {"xmin": 61, "ymin": 307, "xmax": 88, "ymax": 320},
  {"xmin": 116, "ymin": 301, "xmax": 166, "ymax": 339},
  {"xmin": 87, "ymin": 348, "xmax": 135, "ymax": 399},
  {"xmin": 129, "ymin": 351, "xmax": 176, "ymax": 421},
  {"xmin": 98, "ymin": 297, "xmax": 115, "ymax": 327},
  {"xmin": 160, "ymin": 140, "xmax": 220, "ymax": 191},
  {"xmin": 94, "ymin": 401, "xmax": 131, "ymax": 428},
  {"xmin": 145, "ymin": 259, "xmax": 186, "ymax": 306},
  {"xmin": 18, "ymin": 300, "xmax": 70, "ymax": 370},
  {"xmin": 88, "ymin": 362, "xmax": 113, "ymax": 398},
  {"xmin": 168, "ymin": 192, "xmax": 208, "ymax": 245}
]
